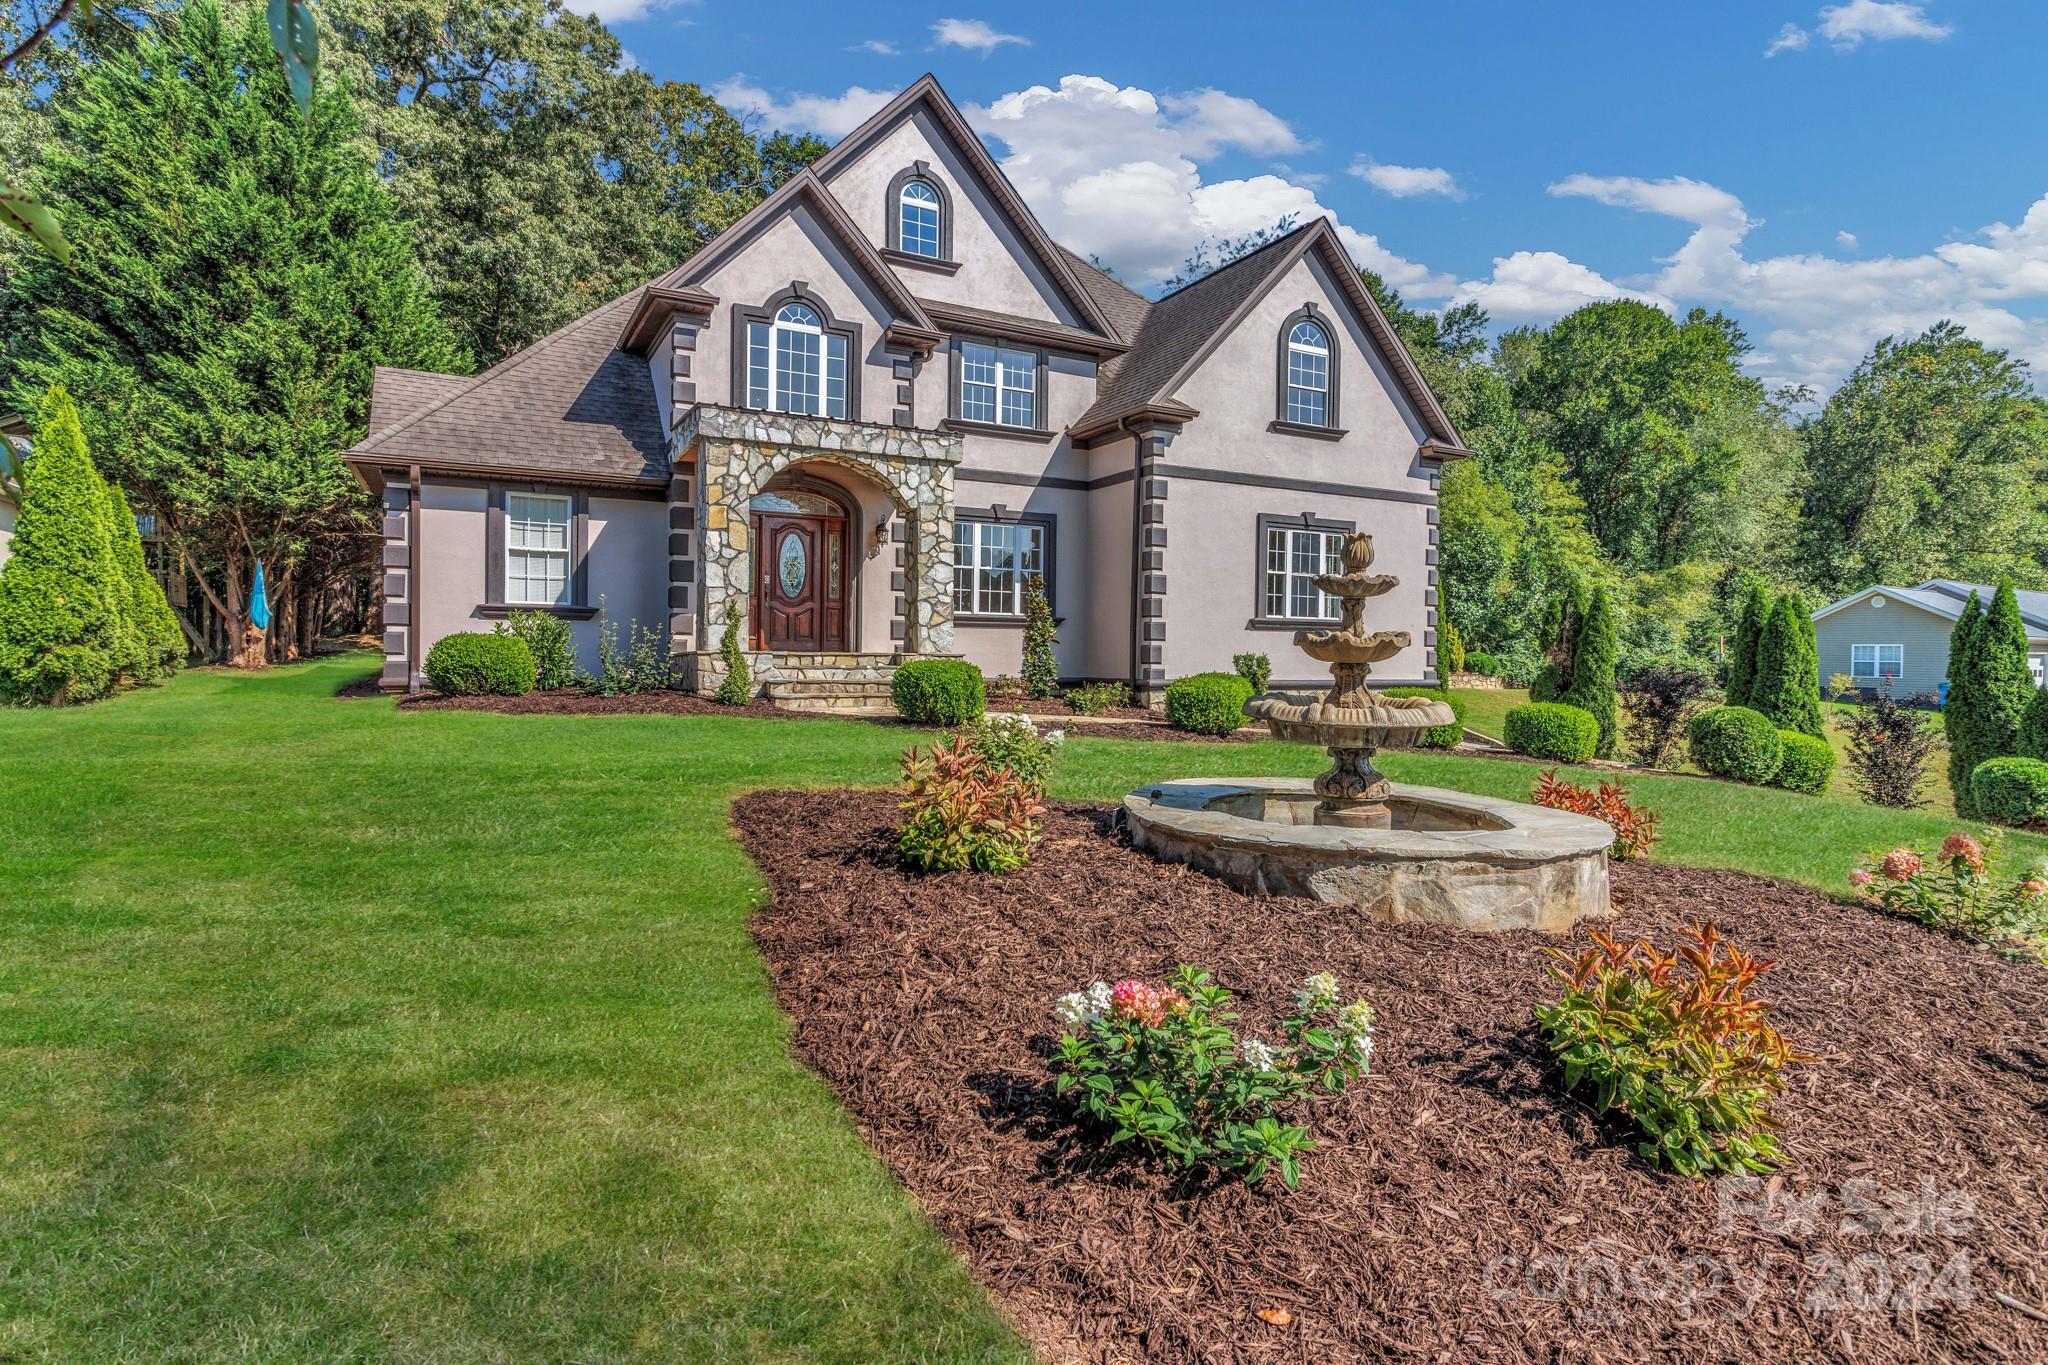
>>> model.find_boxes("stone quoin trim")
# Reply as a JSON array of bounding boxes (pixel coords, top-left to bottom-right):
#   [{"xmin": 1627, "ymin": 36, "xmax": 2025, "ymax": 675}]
[
  {"xmin": 1131, "ymin": 424, "xmax": 1176, "ymax": 703},
  {"xmin": 377, "ymin": 471, "xmax": 415, "ymax": 691}
]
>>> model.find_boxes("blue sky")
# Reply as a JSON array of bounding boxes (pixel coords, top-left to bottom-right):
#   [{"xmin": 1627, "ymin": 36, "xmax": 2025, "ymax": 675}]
[{"xmin": 587, "ymin": 0, "xmax": 2047, "ymax": 395}]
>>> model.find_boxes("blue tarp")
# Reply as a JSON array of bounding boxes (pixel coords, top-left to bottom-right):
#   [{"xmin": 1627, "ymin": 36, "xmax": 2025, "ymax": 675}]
[{"xmin": 250, "ymin": 562, "xmax": 271, "ymax": 630}]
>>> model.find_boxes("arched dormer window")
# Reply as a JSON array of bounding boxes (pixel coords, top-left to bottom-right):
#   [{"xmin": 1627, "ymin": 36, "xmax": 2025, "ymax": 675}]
[
  {"xmin": 885, "ymin": 163, "xmax": 953, "ymax": 265},
  {"xmin": 738, "ymin": 287, "xmax": 857, "ymax": 420},
  {"xmin": 1280, "ymin": 310, "xmax": 1335, "ymax": 428}
]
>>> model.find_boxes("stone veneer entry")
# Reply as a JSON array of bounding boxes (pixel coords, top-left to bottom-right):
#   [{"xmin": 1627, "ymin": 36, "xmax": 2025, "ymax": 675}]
[
  {"xmin": 1124, "ymin": 778, "xmax": 1615, "ymax": 932},
  {"xmin": 668, "ymin": 404, "xmax": 962, "ymax": 693}
]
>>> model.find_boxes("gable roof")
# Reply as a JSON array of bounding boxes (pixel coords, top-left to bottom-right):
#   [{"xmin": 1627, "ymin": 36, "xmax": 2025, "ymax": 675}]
[
  {"xmin": 1056, "ymin": 246, "xmax": 1152, "ymax": 345},
  {"xmin": 368, "ymin": 369, "xmax": 470, "ymax": 432},
  {"xmin": 807, "ymin": 74, "xmax": 1118, "ymax": 342},
  {"xmin": 1814, "ymin": 581, "xmax": 2048, "ymax": 637},
  {"xmin": 1068, "ymin": 217, "xmax": 1473, "ymax": 453},
  {"xmin": 345, "ymin": 289, "xmax": 667, "ymax": 487}
]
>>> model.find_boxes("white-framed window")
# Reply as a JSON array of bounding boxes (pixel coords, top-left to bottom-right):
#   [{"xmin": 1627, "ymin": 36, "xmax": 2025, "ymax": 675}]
[
  {"xmin": 1851, "ymin": 643, "xmax": 1903, "ymax": 681},
  {"xmin": 952, "ymin": 518, "xmax": 1047, "ymax": 617},
  {"xmin": 506, "ymin": 492, "xmax": 571, "ymax": 605},
  {"xmin": 747, "ymin": 302, "xmax": 848, "ymax": 419},
  {"xmin": 958, "ymin": 341, "xmax": 1037, "ymax": 428},
  {"xmin": 899, "ymin": 179, "xmax": 941, "ymax": 258},
  {"xmin": 1285, "ymin": 319, "xmax": 1330, "ymax": 426},
  {"xmin": 2031, "ymin": 653, "xmax": 2046, "ymax": 687},
  {"xmin": 1263, "ymin": 523, "xmax": 1345, "ymax": 620}
]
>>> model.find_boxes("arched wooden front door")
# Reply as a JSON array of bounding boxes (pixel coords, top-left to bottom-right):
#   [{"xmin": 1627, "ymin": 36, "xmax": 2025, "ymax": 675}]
[{"xmin": 750, "ymin": 486, "xmax": 848, "ymax": 652}]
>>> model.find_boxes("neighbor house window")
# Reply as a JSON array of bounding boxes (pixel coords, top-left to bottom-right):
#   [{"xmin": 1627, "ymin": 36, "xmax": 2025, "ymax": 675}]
[
  {"xmin": 1263, "ymin": 522, "xmax": 1346, "ymax": 620},
  {"xmin": 1851, "ymin": 643, "xmax": 1902, "ymax": 681},
  {"xmin": 1284, "ymin": 320, "xmax": 1331, "ymax": 426},
  {"xmin": 747, "ymin": 302, "xmax": 848, "ymax": 419},
  {"xmin": 957, "ymin": 340, "xmax": 1038, "ymax": 428},
  {"xmin": 506, "ymin": 492, "xmax": 572, "ymax": 605},
  {"xmin": 953, "ymin": 517, "xmax": 1048, "ymax": 617},
  {"xmin": 898, "ymin": 180, "xmax": 941, "ymax": 258},
  {"xmin": 2033, "ymin": 654, "xmax": 2047, "ymax": 687}
]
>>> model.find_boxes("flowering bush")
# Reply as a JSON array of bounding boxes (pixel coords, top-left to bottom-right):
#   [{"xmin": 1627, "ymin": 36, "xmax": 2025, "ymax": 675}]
[
  {"xmin": 1050, "ymin": 965, "xmax": 1374, "ymax": 1189},
  {"xmin": 1531, "ymin": 770, "xmax": 1660, "ymax": 860},
  {"xmin": 961, "ymin": 711, "xmax": 1064, "ymax": 788},
  {"xmin": 897, "ymin": 735, "xmax": 1045, "ymax": 873},
  {"xmin": 1535, "ymin": 922, "xmax": 1807, "ymax": 1176},
  {"xmin": 1064, "ymin": 680, "xmax": 1130, "ymax": 716},
  {"xmin": 1853, "ymin": 830, "xmax": 2048, "ymax": 963}
]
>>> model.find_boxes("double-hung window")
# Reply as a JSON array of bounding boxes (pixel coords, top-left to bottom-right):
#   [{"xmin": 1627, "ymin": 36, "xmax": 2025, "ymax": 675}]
[
  {"xmin": 1284, "ymin": 319, "xmax": 1330, "ymax": 426},
  {"xmin": 958, "ymin": 341, "xmax": 1038, "ymax": 428},
  {"xmin": 899, "ymin": 180, "xmax": 941, "ymax": 258},
  {"xmin": 506, "ymin": 493, "xmax": 572, "ymax": 606},
  {"xmin": 1263, "ymin": 523, "xmax": 1345, "ymax": 621},
  {"xmin": 747, "ymin": 302, "xmax": 849, "ymax": 419},
  {"xmin": 1851, "ymin": 643, "xmax": 1902, "ymax": 681},
  {"xmin": 953, "ymin": 518, "xmax": 1047, "ymax": 617}
]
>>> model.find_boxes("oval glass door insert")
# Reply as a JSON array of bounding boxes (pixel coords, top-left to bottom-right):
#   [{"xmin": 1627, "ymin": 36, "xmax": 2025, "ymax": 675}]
[{"xmin": 777, "ymin": 531, "xmax": 807, "ymax": 599}]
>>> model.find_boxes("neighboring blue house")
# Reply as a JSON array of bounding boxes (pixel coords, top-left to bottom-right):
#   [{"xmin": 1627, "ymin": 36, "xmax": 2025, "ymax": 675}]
[{"xmin": 1813, "ymin": 580, "xmax": 2048, "ymax": 699}]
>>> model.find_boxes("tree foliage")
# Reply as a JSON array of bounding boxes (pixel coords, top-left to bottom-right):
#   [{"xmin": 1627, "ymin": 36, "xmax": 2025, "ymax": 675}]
[
  {"xmin": 1749, "ymin": 593, "xmax": 1822, "ymax": 739},
  {"xmin": 1945, "ymin": 583, "xmax": 2034, "ymax": 816},
  {"xmin": 1558, "ymin": 585, "xmax": 1619, "ymax": 758}
]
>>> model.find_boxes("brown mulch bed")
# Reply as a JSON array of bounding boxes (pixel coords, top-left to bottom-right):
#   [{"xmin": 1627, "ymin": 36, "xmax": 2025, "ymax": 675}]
[{"xmin": 739, "ymin": 789, "xmax": 2048, "ymax": 1364}]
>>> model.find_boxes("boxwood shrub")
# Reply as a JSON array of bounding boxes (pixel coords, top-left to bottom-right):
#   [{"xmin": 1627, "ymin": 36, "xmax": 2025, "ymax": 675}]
[
  {"xmin": 1463, "ymin": 651, "xmax": 1499, "ymax": 677},
  {"xmin": 1687, "ymin": 705, "xmax": 1783, "ymax": 784},
  {"xmin": 1970, "ymin": 756, "xmax": 2048, "ymax": 827},
  {"xmin": 1768, "ymin": 730, "xmax": 1835, "ymax": 795},
  {"xmin": 1503, "ymin": 702, "xmax": 1598, "ymax": 762},
  {"xmin": 1379, "ymin": 686, "xmax": 1466, "ymax": 749},
  {"xmin": 425, "ymin": 632, "xmax": 536, "ymax": 697},
  {"xmin": 891, "ymin": 658, "xmax": 986, "ymax": 726},
  {"xmin": 1164, "ymin": 671, "xmax": 1254, "ymax": 736}
]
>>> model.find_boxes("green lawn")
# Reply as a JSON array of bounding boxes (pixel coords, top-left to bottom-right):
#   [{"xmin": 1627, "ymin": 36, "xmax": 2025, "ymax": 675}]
[{"xmin": 2, "ymin": 654, "xmax": 2037, "ymax": 1361}]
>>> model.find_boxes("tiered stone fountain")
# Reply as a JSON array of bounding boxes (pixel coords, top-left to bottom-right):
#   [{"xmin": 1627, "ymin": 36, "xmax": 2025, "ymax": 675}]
[{"xmin": 1124, "ymin": 533, "xmax": 1613, "ymax": 932}]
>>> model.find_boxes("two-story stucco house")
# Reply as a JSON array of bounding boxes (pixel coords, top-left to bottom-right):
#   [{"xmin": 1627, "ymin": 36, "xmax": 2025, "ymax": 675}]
[{"xmin": 343, "ymin": 75, "xmax": 1474, "ymax": 706}]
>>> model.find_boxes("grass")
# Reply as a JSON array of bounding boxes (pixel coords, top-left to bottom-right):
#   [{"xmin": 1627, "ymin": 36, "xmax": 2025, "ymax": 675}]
[{"xmin": 2, "ymin": 652, "xmax": 2039, "ymax": 1361}]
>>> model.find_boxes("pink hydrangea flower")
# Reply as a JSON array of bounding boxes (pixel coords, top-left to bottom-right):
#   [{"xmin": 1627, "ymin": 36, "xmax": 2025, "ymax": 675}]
[
  {"xmin": 2022, "ymin": 879, "xmax": 2048, "ymax": 898},
  {"xmin": 1110, "ymin": 979, "xmax": 1167, "ymax": 1027},
  {"xmin": 1939, "ymin": 833, "xmax": 1986, "ymax": 873},
  {"xmin": 1848, "ymin": 869, "xmax": 1874, "ymax": 887},
  {"xmin": 1879, "ymin": 848, "xmax": 1923, "ymax": 881}
]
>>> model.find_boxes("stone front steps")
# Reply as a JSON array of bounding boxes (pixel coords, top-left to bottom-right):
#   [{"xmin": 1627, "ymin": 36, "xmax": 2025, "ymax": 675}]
[{"xmin": 765, "ymin": 678, "xmax": 899, "ymax": 715}]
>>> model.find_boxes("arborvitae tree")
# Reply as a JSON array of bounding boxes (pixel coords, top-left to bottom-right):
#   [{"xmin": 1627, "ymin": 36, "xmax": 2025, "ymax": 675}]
[
  {"xmin": 1946, "ymin": 583, "xmax": 2032, "ymax": 815},
  {"xmin": 1020, "ymin": 573, "xmax": 1058, "ymax": 698},
  {"xmin": 2018, "ymin": 686, "xmax": 2048, "ymax": 762},
  {"xmin": 1750, "ymin": 593, "xmax": 1823, "ymax": 737},
  {"xmin": 1725, "ymin": 581, "xmax": 1770, "ymax": 709},
  {"xmin": 0, "ymin": 385, "xmax": 129, "ymax": 703},
  {"xmin": 105, "ymin": 481, "xmax": 185, "ymax": 678},
  {"xmin": 1558, "ymin": 585, "xmax": 1619, "ymax": 757},
  {"xmin": 1943, "ymin": 593, "xmax": 1985, "ymax": 813},
  {"xmin": 1532, "ymin": 584, "xmax": 1588, "ymax": 703}
]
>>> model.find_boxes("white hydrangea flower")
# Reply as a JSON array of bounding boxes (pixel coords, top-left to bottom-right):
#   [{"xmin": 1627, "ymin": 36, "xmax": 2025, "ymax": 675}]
[
  {"xmin": 1336, "ymin": 999, "xmax": 1374, "ymax": 1038},
  {"xmin": 1044, "ymin": 729, "xmax": 1066, "ymax": 747},
  {"xmin": 989, "ymin": 711, "xmax": 1035, "ymax": 732},
  {"xmin": 1054, "ymin": 981, "xmax": 1113, "ymax": 1028},
  {"xmin": 1294, "ymin": 971, "xmax": 1340, "ymax": 1012},
  {"xmin": 1239, "ymin": 1038, "xmax": 1278, "ymax": 1071}
]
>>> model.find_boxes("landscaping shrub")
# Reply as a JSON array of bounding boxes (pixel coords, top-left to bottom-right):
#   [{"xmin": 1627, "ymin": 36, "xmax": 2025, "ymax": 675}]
[
  {"xmin": 1231, "ymin": 651, "xmax": 1271, "ymax": 696},
  {"xmin": 1619, "ymin": 663, "xmax": 1712, "ymax": 769},
  {"xmin": 962, "ymin": 712, "xmax": 1063, "ymax": 788},
  {"xmin": 1556, "ymin": 586, "xmax": 1619, "ymax": 758},
  {"xmin": 1532, "ymin": 770, "xmax": 1659, "ymax": 860},
  {"xmin": 1750, "ymin": 593, "xmax": 1823, "ymax": 738},
  {"xmin": 897, "ymin": 735, "xmax": 1042, "ymax": 873},
  {"xmin": 1463, "ymin": 650, "xmax": 1499, "ymax": 677},
  {"xmin": 495, "ymin": 609, "xmax": 579, "ymax": 690},
  {"xmin": 425, "ymin": 632, "xmax": 535, "ymax": 696},
  {"xmin": 1020, "ymin": 574, "xmax": 1058, "ymax": 698},
  {"xmin": 1164, "ymin": 671, "xmax": 1253, "ymax": 736},
  {"xmin": 594, "ymin": 613, "xmax": 671, "ymax": 696},
  {"xmin": 1852, "ymin": 830, "xmax": 2048, "ymax": 963},
  {"xmin": 1380, "ymin": 685, "xmax": 1465, "ymax": 749},
  {"xmin": 1503, "ymin": 702, "xmax": 1598, "ymax": 763},
  {"xmin": 1840, "ymin": 688, "xmax": 1939, "ymax": 809},
  {"xmin": 1970, "ymin": 757, "xmax": 2048, "ymax": 828},
  {"xmin": 1050, "ymin": 966, "xmax": 1374, "ymax": 1189},
  {"xmin": 1495, "ymin": 642, "xmax": 1544, "ymax": 689},
  {"xmin": 892, "ymin": 658, "xmax": 986, "ymax": 726},
  {"xmin": 2019, "ymin": 684, "xmax": 2048, "ymax": 761},
  {"xmin": 1946, "ymin": 583, "xmax": 2033, "ymax": 817},
  {"xmin": 1724, "ymin": 580, "xmax": 1770, "ymax": 709},
  {"xmin": 713, "ymin": 602, "xmax": 750, "ymax": 706},
  {"xmin": 1535, "ymin": 922, "xmax": 1807, "ymax": 1176},
  {"xmin": 1064, "ymin": 680, "xmax": 1129, "ymax": 716},
  {"xmin": 1769, "ymin": 730, "xmax": 1836, "ymax": 795},
  {"xmin": 105, "ymin": 482, "xmax": 184, "ymax": 681},
  {"xmin": 1438, "ymin": 617, "xmax": 1465, "ymax": 674},
  {"xmin": 1687, "ymin": 706, "xmax": 1784, "ymax": 784}
]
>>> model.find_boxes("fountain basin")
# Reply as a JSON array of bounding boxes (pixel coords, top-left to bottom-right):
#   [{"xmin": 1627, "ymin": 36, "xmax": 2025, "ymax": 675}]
[
  {"xmin": 1123, "ymin": 778, "xmax": 1614, "ymax": 933},
  {"xmin": 1243, "ymin": 692, "xmax": 1458, "ymax": 749}
]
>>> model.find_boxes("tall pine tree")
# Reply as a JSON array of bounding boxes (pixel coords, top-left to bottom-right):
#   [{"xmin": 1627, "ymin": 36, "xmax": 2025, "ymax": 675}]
[{"xmin": 1946, "ymin": 583, "xmax": 2032, "ymax": 816}]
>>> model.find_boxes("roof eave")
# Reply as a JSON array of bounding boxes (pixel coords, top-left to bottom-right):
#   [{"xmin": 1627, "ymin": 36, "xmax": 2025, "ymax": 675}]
[
  {"xmin": 1069, "ymin": 400, "xmax": 1199, "ymax": 445},
  {"xmin": 618, "ymin": 286, "xmax": 720, "ymax": 357}
]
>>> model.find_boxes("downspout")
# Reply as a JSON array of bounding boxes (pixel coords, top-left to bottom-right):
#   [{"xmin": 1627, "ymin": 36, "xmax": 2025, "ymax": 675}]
[
  {"xmin": 407, "ymin": 463, "xmax": 422, "ymax": 693},
  {"xmin": 1120, "ymin": 414, "xmax": 1143, "ymax": 697}
]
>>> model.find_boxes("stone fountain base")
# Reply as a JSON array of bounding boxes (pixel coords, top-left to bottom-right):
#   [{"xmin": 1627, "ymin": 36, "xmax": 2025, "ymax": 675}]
[{"xmin": 1123, "ymin": 778, "xmax": 1614, "ymax": 933}]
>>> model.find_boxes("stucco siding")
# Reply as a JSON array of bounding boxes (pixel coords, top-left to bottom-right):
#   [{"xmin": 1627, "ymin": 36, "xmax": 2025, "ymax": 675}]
[
  {"xmin": 950, "ymin": 483, "xmax": 1097, "ymax": 680},
  {"xmin": 0, "ymin": 496, "xmax": 15, "ymax": 568}
]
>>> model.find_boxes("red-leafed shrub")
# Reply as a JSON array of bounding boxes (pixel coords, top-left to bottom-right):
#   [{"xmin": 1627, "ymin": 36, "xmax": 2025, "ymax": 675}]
[
  {"xmin": 897, "ymin": 735, "xmax": 1045, "ymax": 873},
  {"xmin": 1532, "ymin": 770, "xmax": 1661, "ymax": 860},
  {"xmin": 1535, "ymin": 922, "xmax": 1808, "ymax": 1176}
]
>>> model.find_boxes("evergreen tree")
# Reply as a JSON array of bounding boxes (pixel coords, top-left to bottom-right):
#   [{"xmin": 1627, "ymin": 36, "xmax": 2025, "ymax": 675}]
[
  {"xmin": 1943, "ymin": 593, "xmax": 1985, "ymax": 813},
  {"xmin": 1750, "ymin": 594, "xmax": 1823, "ymax": 738},
  {"xmin": 105, "ymin": 481, "xmax": 185, "ymax": 678},
  {"xmin": 0, "ymin": 385, "xmax": 128, "ymax": 703},
  {"xmin": 1944, "ymin": 585, "xmax": 2033, "ymax": 815},
  {"xmin": 1558, "ymin": 585, "xmax": 1619, "ymax": 757},
  {"xmin": 1725, "ymin": 581, "xmax": 1770, "ymax": 709},
  {"xmin": 1020, "ymin": 573, "xmax": 1058, "ymax": 698},
  {"xmin": 2018, "ymin": 686, "xmax": 2048, "ymax": 762},
  {"xmin": 1531, "ymin": 583, "xmax": 1587, "ymax": 703}
]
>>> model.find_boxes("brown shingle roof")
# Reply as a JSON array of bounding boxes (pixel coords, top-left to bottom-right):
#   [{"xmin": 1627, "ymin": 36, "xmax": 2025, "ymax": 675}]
[
  {"xmin": 1054, "ymin": 246, "xmax": 1152, "ymax": 346},
  {"xmin": 345, "ymin": 290, "xmax": 667, "ymax": 485},
  {"xmin": 368, "ymin": 369, "xmax": 470, "ymax": 432}
]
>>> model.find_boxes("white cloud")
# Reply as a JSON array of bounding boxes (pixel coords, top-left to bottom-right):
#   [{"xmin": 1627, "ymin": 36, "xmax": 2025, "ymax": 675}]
[
  {"xmin": 1837, "ymin": 230, "xmax": 1859, "ymax": 250},
  {"xmin": 1818, "ymin": 0, "xmax": 1952, "ymax": 45},
  {"xmin": 931, "ymin": 18, "xmax": 1029, "ymax": 54},
  {"xmin": 1447, "ymin": 252, "xmax": 1670, "ymax": 322},
  {"xmin": 850, "ymin": 39, "xmax": 899, "ymax": 55},
  {"xmin": 1765, "ymin": 22, "xmax": 1811, "ymax": 56},
  {"xmin": 561, "ymin": 0, "xmax": 692, "ymax": 22},
  {"xmin": 1350, "ymin": 158, "xmax": 1465, "ymax": 200},
  {"xmin": 970, "ymin": 74, "xmax": 1450, "ymax": 294},
  {"xmin": 710, "ymin": 79, "xmax": 894, "ymax": 138}
]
